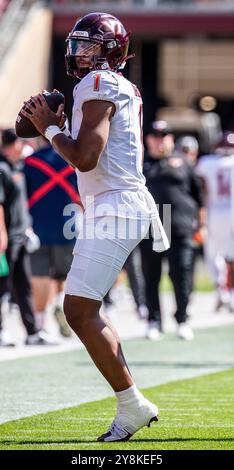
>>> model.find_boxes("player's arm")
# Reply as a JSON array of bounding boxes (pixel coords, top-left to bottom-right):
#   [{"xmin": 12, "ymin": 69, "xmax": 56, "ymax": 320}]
[
  {"xmin": 21, "ymin": 94, "xmax": 115, "ymax": 172},
  {"xmin": 0, "ymin": 172, "xmax": 9, "ymax": 252},
  {"xmin": 195, "ymin": 158, "xmax": 209, "ymax": 204},
  {"xmin": 189, "ymin": 164, "xmax": 207, "ymax": 226},
  {"xmin": 197, "ymin": 177, "xmax": 208, "ymax": 238},
  {"xmin": 198, "ymin": 175, "xmax": 208, "ymax": 200},
  {"xmin": 197, "ymin": 206, "xmax": 206, "ymax": 229},
  {"xmin": 52, "ymin": 100, "xmax": 114, "ymax": 172}
]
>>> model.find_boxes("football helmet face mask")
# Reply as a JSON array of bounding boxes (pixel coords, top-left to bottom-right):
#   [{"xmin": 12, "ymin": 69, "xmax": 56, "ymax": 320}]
[{"xmin": 65, "ymin": 12, "xmax": 133, "ymax": 79}]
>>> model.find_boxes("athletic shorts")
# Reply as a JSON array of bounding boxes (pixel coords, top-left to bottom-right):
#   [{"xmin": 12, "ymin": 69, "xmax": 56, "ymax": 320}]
[
  {"xmin": 31, "ymin": 244, "xmax": 73, "ymax": 280},
  {"xmin": 65, "ymin": 189, "xmax": 169, "ymax": 301},
  {"xmin": 65, "ymin": 216, "xmax": 150, "ymax": 301}
]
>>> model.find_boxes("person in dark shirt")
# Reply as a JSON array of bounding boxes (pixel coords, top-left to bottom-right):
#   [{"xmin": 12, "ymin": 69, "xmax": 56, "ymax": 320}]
[
  {"xmin": 0, "ymin": 136, "xmax": 28, "ymax": 250},
  {"xmin": 0, "ymin": 129, "xmax": 57, "ymax": 346},
  {"xmin": 23, "ymin": 140, "xmax": 81, "ymax": 336},
  {"xmin": 140, "ymin": 121, "xmax": 205, "ymax": 341}
]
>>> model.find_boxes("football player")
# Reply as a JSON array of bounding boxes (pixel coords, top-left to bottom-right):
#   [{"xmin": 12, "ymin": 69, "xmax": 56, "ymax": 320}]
[
  {"xmin": 197, "ymin": 131, "xmax": 234, "ymax": 311},
  {"xmin": 21, "ymin": 12, "xmax": 169, "ymax": 441}
]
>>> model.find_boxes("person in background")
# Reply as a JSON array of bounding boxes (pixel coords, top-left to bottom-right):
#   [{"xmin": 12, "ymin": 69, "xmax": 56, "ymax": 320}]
[
  {"xmin": 140, "ymin": 120, "xmax": 205, "ymax": 341},
  {"xmin": 175, "ymin": 135, "xmax": 204, "ymax": 281},
  {"xmin": 24, "ymin": 138, "xmax": 81, "ymax": 337},
  {"xmin": 123, "ymin": 248, "xmax": 148, "ymax": 319},
  {"xmin": 196, "ymin": 131, "xmax": 234, "ymax": 312},
  {"xmin": 175, "ymin": 135, "xmax": 199, "ymax": 166},
  {"xmin": 103, "ymin": 247, "xmax": 148, "ymax": 321},
  {"xmin": 0, "ymin": 168, "xmax": 16, "ymax": 347},
  {"xmin": 0, "ymin": 129, "xmax": 56, "ymax": 346}
]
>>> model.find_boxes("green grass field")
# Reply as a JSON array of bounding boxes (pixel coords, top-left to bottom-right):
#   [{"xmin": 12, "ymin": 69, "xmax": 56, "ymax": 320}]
[
  {"xmin": 1, "ymin": 368, "xmax": 233, "ymax": 450},
  {"xmin": 160, "ymin": 270, "xmax": 214, "ymax": 292}
]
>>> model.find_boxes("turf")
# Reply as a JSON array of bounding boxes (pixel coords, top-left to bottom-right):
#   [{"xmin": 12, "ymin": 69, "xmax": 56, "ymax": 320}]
[
  {"xmin": 0, "ymin": 368, "xmax": 233, "ymax": 450},
  {"xmin": 160, "ymin": 270, "xmax": 214, "ymax": 292},
  {"xmin": 1, "ymin": 324, "xmax": 234, "ymax": 424}
]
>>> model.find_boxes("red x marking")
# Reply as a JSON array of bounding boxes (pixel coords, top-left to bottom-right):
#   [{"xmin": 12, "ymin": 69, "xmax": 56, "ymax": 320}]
[{"xmin": 26, "ymin": 157, "xmax": 80, "ymax": 209}]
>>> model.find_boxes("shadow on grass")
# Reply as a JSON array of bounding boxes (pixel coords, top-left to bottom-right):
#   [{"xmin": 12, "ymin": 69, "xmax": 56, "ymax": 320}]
[
  {"xmin": 1, "ymin": 437, "xmax": 234, "ymax": 446},
  {"xmin": 75, "ymin": 360, "xmax": 234, "ymax": 369}
]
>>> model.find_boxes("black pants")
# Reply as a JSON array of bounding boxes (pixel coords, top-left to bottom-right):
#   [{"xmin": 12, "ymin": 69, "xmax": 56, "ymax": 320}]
[
  {"xmin": 140, "ymin": 235, "xmax": 194, "ymax": 330},
  {"xmin": 0, "ymin": 244, "xmax": 37, "ymax": 335},
  {"xmin": 123, "ymin": 247, "xmax": 146, "ymax": 308}
]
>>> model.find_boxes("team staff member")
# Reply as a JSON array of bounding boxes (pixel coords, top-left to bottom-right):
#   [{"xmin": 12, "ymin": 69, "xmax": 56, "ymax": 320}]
[
  {"xmin": 21, "ymin": 12, "xmax": 169, "ymax": 442},
  {"xmin": 0, "ymin": 168, "xmax": 18, "ymax": 347},
  {"xmin": 0, "ymin": 130, "xmax": 54, "ymax": 346},
  {"xmin": 141, "ymin": 121, "xmax": 205, "ymax": 341}
]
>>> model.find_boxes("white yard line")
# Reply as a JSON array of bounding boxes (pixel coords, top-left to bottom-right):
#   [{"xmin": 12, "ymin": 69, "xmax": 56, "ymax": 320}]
[{"xmin": 1, "ymin": 291, "xmax": 234, "ymax": 362}]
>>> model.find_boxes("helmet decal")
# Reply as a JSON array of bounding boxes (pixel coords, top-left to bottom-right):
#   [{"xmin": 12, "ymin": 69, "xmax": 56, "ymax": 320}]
[{"xmin": 72, "ymin": 31, "xmax": 89, "ymax": 38}]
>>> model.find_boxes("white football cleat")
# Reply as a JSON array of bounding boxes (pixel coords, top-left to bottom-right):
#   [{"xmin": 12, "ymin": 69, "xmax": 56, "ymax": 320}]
[
  {"xmin": 146, "ymin": 322, "xmax": 162, "ymax": 341},
  {"xmin": 177, "ymin": 322, "xmax": 194, "ymax": 341},
  {"xmin": 0, "ymin": 330, "xmax": 15, "ymax": 347},
  {"xmin": 137, "ymin": 304, "xmax": 148, "ymax": 320},
  {"xmin": 25, "ymin": 330, "xmax": 59, "ymax": 346},
  {"xmin": 97, "ymin": 399, "xmax": 159, "ymax": 442}
]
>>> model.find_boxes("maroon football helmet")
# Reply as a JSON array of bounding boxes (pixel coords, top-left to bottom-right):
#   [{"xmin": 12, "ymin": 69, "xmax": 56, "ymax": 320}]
[
  {"xmin": 65, "ymin": 12, "xmax": 133, "ymax": 79},
  {"xmin": 216, "ymin": 130, "xmax": 234, "ymax": 155}
]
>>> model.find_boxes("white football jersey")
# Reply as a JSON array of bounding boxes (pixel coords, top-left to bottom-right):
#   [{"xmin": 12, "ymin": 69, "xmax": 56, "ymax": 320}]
[
  {"xmin": 197, "ymin": 154, "xmax": 234, "ymax": 259},
  {"xmin": 71, "ymin": 70, "xmax": 146, "ymax": 209},
  {"xmin": 196, "ymin": 154, "xmax": 234, "ymax": 211}
]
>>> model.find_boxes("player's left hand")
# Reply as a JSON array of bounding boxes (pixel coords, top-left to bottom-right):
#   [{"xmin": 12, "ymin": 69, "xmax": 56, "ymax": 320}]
[{"xmin": 21, "ymin": 93, "xmax": 66, "ymax": 135}]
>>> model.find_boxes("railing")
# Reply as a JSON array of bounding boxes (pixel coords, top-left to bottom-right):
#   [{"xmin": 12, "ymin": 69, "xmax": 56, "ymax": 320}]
[
  {"xmin": 0, "ymin": 0, "xmax": 36, "ymax": 64},
  {"xmin": 0, "ymin": 1, "xmax": 10, "ymax": 18},
  {"xmin": 52, "ymin": 0, "xmax": 234, "ymax": 8}
]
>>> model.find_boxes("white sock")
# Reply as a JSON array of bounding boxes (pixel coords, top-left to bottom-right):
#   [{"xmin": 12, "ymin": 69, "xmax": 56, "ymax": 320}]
[
  {"xmin": 115, "ymin": 384, "xmax": 144, "ymax": 406},
  {"xmin": 218, "ymin": 287, "xmax": 230, "ymax": 303},
  {"xmin": 113, "ymin": 384, "xmax": 157, "ymax": 435},
  {"xmin": 230, "ymin": 289, "xmax": 234, "ymax": 305},
  {"xmin": 35, "ymin": 311, "xmax": 44, "ymax": 330},
  {"xmin": 55, "ymin": 292, "xmax": 64, "ymax": 310}
]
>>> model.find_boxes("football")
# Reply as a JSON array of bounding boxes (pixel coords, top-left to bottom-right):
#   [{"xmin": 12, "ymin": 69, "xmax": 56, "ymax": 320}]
[{"xmin": 15, "ymin": 91, "xmax": 65, "ymax": 138}]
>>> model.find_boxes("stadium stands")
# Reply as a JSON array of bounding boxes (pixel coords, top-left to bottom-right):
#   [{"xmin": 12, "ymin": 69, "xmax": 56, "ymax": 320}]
[
  {"xmin": 0, "ymin": 1, "xmax": 52, "ymax": 128},
  {"xmin": 0, "ymin": 0, "xmax": 10, "ymax": 18}
]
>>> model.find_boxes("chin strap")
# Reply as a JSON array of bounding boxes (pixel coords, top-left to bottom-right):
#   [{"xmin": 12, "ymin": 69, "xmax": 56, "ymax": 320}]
[
  {"xmin": 122, "ymin": 52, "xmax": 136, "ymax": 63},
  {"xmin": 116, "ymin": 53, "xmax": 135, "ymax": 71},
  {"xmin": 117, "ymin": 31, "xmax": 135, "ymax": 68}
]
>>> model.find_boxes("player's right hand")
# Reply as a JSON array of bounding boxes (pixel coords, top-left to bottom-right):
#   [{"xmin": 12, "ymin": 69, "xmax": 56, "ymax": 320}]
[
  {"xmin": 0, "ymin": 227, "xmax": 8, "ymax": 253},
  {"xmin": 192, "ymin": 227, "xmax": 207, "ymax": 246}
]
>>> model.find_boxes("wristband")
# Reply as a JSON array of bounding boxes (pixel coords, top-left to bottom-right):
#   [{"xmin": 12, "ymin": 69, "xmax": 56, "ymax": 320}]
[{"xmin": 44, "ymin": 125, "xmax": 62, "ymax": 144}]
